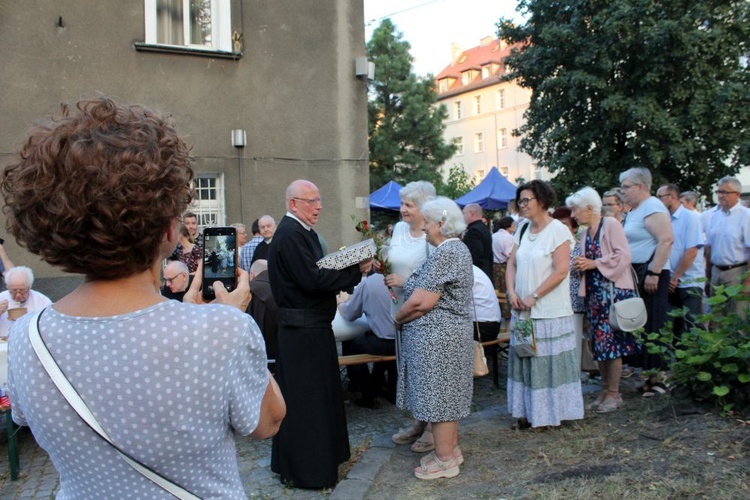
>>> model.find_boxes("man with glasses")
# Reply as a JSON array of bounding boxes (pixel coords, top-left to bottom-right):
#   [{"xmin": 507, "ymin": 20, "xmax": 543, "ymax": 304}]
[
  {"xmin": 160, "ymin": 260, "xmax": 189, "ymax": 302},
  {"xmin": 705, "ymin": 176, "xmax": 750, "ymax": 318},
  {"xmin": 0, "ymin": 266, "xmax": 52, "ymax": 338},
  {"xmin": 657, "ymin": 184, "xmax": 705, "ymax": 337},
  {"xmin": 268, "ymin": 179, "xmax": 371, "ymax": 489}
]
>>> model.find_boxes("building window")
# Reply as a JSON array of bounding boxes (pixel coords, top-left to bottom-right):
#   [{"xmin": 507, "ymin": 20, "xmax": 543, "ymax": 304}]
[
  {"xmin": 474, "ymin": 132, "xmax": 484, "ymax": 153},
  {"xmin": 481, "ymin": 65, "xmax": 491, "ymax": 79},
  {"xmin": 475, "ymin": 169, "xmax": 485, "ymax": 183},
  {"xmin": 499, "ymin": 166, "xmax": 509, "ymax": 177},
  {"xmin": 534, "ymin": 165, "xmax": 543, "ymax": 180},
  {"xmin": 496, "ymin": 88, "xmax": 506, "ymax": 109},
  {"xmin": 438, "ymin": 79, "xmax": 449, "ymax": 93},
  {"xmin": 190, "ymin": 173, "xmax": 225, "ymax": 226},
  {"xmin": 498, "ymin": 128, "xmax": 508, "ymax": 149},
  {"xmin": 454, "ymin": 137, "xmax": 464, "ymax": 156},
  {"xmin": 454, "ymin": 101, "xmax": 462, "ymax": 119},
  {"xmin": 474, "ymin": 95, "xmax": 482, "ymax": 115},
  {"xmin": 461, "ymin": 71, "xmax": 472, "ymax": 85},
  {"xmin": 144, "ymin": 0, "xmax": 232, "ymax": 52}
]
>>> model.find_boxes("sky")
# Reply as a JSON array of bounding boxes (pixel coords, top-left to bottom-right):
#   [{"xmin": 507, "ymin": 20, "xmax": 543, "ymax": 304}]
[{"xmin": 364, "ymin": 0, "xmax": 525, "ymax": 77}]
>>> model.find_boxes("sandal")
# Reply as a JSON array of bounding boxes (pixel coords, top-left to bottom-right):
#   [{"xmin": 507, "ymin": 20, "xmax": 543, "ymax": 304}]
[
  {"xmin": 414, "ymin": 455, "xmax": 459, "ymax": 480},
  {"xmin": 392, "ymin": 421, "xmax": 427, "ymax": 445},
  {"xmin": 596, "ymin": 395, "xmax": 624, "ymax": 413},
  {"xmin": 621, "ymin": 367, "xmax": 635, "ymax": 379},
  {"xmin": 411, "ymin": 428, "xmax": 435, "ymax": 453},
  {"xmin": 643, "ymin": 381, "xmax": 672, "ymax": 398},
  {"xmin": 420, "ymin": 446, "xmax": 464, "ymax": 466},
  {"xmin": 586, "ymin": 393, "xmax": 607, "ymax": 410}
]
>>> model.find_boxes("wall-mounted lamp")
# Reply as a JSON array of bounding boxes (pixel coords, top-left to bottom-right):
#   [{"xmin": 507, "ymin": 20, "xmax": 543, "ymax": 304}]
[
  {"xmin": 231, "ymin": 129, "xmax": 246, "ymax": 148},
  {"xmin": 355, "ymin": 57, "xmax": 375, "ymax": 81}
]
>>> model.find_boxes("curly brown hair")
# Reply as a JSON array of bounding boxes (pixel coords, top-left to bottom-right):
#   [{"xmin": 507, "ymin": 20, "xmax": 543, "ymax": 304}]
[{"xmin": 1, "ymin": 97, "xmax": 194, "ymax": 279}]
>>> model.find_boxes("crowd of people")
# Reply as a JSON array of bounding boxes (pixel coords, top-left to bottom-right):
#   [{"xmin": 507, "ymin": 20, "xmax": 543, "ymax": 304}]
[{"xmin": 1, "ymin": 95, "xmax": 748, "ymax": 495}]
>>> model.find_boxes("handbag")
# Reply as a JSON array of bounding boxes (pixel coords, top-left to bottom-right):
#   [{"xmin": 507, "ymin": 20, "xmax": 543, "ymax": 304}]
[
  {"xmin": 609, "ymin": 267, "xmax": 647, "ymax": 332},
  {"xmin": 471, "ymin": 296, "xmax": 489, "ymax": 377},
  {"xmin": 512, "ymin": 311, "xmax": 537, "ymax": 357},
  {"xmin": 28, "ymin": 309, "xmax": 201, "ymax": 500}
]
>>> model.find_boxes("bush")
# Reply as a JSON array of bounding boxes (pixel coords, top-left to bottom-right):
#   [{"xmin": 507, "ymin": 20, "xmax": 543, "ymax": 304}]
[{"xmin": 642, "ymin": 281, "xmax": 750, "ymax": 414}]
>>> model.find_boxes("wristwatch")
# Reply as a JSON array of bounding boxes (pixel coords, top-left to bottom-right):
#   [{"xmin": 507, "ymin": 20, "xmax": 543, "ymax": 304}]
[
  {"xmin": 646, "ymin": 270, "xmax": 659, "ymax": 277},
  {"xmin": 532, "ymin": 292, "xmax": 539, "ymax": 300}
]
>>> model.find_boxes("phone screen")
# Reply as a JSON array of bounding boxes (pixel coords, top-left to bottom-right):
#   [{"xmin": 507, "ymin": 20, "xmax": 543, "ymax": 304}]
[{"xmin": 202, "ymin": 227, "xmax": 238, "ymax": 301}]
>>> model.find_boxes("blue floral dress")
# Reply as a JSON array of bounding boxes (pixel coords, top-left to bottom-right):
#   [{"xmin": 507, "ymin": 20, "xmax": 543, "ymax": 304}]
[{"xmin": 584, "ymin": 224, "xmax": 641, "ymax": 361}]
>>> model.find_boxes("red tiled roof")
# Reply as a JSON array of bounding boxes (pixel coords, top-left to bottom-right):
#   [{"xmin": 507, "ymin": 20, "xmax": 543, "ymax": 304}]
[{"xmin": 435, "ymin": 39, "xmax": 513, "ymax": 99}]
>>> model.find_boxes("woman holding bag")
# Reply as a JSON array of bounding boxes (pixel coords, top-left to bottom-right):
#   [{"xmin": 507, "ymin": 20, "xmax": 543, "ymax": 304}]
[
  {"xmin": 568, "ymin": 187, "xmax": 640, "ymax": 413},
  {"xmin": 505, "ymin": 180, "xmax": 583, "ymax": 429}
]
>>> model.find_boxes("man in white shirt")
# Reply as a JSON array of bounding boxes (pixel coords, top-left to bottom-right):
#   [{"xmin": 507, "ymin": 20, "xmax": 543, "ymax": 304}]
[
  {"xmin": 0, "ymin": 266, "xmax": 52, "ymax": 338},
  {"xmin": 470, "ymin": 265, "xmax": 502, "ymax": 342},
  {"xmin": 491, "ymin": 216, "xmax": 515, "ymax": 320},
  {"xmin": 704, "ymin": 176, "xmax": 750, "ymax": 318}
]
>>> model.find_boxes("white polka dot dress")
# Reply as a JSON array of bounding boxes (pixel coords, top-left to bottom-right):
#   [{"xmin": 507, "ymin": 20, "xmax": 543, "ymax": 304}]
[{"xmin": 8, "ymin": 301, "xmax": 268, "ymax": 499}]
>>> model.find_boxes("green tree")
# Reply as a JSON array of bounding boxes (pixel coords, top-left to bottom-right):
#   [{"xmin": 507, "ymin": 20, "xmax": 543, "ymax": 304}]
[
  {"xmin": 367, "ymin": 19, "xmax": 456, "ymax": 189},
  {"xmin": 436, "ymin": 164, "xmax": 476, "ymax": 199},
  {"xmin": 498, "ymin": 0, "xmax": 750, "ymax": 198}
]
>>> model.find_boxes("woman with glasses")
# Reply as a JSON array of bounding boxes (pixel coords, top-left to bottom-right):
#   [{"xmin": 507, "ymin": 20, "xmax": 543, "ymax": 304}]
[
  {"xmin": 602, "ymin": 188, "xmax": 628, "ymax": 223},
  {"xmin": 505, "ymin": 180, "xmax": 583, "ymax": 429},
  {"xmin": 619, "ymin": 168, "xmax": 674, "ymax": 382}
]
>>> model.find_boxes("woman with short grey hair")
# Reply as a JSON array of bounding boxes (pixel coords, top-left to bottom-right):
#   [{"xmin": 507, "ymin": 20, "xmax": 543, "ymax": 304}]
[
  {"xmin": 618, "ymin": 167, "xmax": 674, "ymax": 381},
  {"xmin": 394, "ymin": 197, "xmax": 473, "ymax": 480},
  {"xmin": 602, "ymin": 188, "xmax": 627, "ymax": 222},
  {"xmin": 568, "ymin": 187, "xmax": 639, "ymax": 412}
]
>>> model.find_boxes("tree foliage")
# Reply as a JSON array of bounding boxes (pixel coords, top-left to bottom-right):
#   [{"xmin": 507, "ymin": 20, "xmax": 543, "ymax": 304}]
[
  {"xmin": 367, "ymin": 20, "xmax": 456, "ymax": 190},
  {"xmin": 498, "ymin": 0, "xmax": 750, "ymax": 198},
  {"xmin": 436, "ymin": 164, "xmax": 476, "ymax": 199}
]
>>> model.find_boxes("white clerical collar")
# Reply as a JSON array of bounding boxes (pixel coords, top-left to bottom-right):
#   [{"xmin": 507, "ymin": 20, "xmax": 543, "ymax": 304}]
[{"xmin": 286, "ymin": 211, "xmax": 313, "ymax": 231}]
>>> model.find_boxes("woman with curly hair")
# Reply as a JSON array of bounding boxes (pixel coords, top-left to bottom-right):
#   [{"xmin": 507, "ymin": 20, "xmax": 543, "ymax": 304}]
[{"xmin": 2, "ymin": 97, "xmax": 285, "ymax": 498}]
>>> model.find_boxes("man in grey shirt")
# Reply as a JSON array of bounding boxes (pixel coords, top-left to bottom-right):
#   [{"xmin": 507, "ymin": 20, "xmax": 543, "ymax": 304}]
[{"xmin": 338, "ymin": 273, "xmax": 397, "ymax": 408}]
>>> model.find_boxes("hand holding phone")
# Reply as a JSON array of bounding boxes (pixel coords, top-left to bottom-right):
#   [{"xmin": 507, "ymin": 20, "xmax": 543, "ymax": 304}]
[
  {"xmin": 202, "ymin": 226, "xmax": 238, "ymax": 301},
  {"xmin": 184, "ymin": 260, "xmax": 251, "ymax": 311}
]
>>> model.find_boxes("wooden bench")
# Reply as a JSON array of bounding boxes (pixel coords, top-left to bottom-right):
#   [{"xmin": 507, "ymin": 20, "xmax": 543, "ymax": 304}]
[{"xmin": 337, "ymin": 331, "xmax": 510, "ymax": 388}]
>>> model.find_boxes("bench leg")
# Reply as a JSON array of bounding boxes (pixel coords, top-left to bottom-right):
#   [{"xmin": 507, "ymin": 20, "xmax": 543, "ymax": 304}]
[
  {"xmin": 490, "ymin": 345, "xmax": 499, "ymax": 388},
  {"xmin": 5, "ymin": 410, "xmax": 19, "ymax": 480}
]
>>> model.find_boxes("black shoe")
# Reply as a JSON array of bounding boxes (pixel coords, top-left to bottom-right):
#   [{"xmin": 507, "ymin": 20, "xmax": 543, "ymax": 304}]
[{"xmin": 354, "ymin": 397, "xmax": 376, "ymax": 409}]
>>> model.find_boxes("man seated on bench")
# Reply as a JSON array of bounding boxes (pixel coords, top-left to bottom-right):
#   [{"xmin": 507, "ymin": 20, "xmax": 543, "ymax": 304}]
[
  {"xmin": 337, "ymin": 274, "xmax": 396, "ymax": 408},
  {"xmin": 471, "ymin": 265, "xmax": 502, "ymax": 343}
]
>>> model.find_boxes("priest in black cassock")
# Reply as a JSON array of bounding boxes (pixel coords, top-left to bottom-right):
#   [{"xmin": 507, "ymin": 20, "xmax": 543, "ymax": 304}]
[{"xmin": 268, "ymin": 179, "xmax": 372, "ymax": 489}]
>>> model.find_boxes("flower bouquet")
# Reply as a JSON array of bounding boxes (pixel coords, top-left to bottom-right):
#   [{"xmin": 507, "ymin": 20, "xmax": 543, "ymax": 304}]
[{"xmin": 352, "ymin": 216, "xmax": 398, "ymax": 303}]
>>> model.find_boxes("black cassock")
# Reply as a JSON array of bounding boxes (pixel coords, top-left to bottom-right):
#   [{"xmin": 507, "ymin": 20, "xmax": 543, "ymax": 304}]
[{"xmin": 268, "ymin": 216, "xmax": 362, "ymax": 489}]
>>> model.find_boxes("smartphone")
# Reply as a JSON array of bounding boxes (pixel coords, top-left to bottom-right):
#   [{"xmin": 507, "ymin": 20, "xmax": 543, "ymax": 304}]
[{"xmin": 202, "ymin": 226, "xmax": 238, "ymax": 301}]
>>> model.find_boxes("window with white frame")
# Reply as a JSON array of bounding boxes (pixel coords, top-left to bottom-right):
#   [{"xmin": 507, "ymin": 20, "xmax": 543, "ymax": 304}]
[
  {"xmin": 454, "ymin": 101, "xmax": 462, "ymax": 119},
  {"xmin": 498, "ymin": 128, "xmax": 508, "ymax": 149},
  {"xmin": 453, "ymin": 136, "xmax": 464, "ymax": 155},
  {"xmin": 190, "ymin": 173, "xmax": 225, "ymax": 226},
  {"xmin": 534, "ymin": 165, "xmax": 543, "ymax": 180},
  {"xmin": 475, "ymin": 169, "xmax": 486, "ymax": 183},
  {"xmin": 481, "ymin": 65, "xmax": 491, "ymax": 79},
  {"xmin": 438, "ymin": 79, "xmax": 449, "ymax": 93},
  {"xmin": 496, "ymin": 88, "xmax": 506, "ymax": 109},
  {"xmin": 474, "ymin": 132, "xmax": 484, "ymax": 153},
  {"xmin": 499, "ymin": 166, "xmax": 509, "ymax": 177},
  {"xmin": 474, "ymin": 95, "xmax": 482, "ymax": 115},
  {"xmin": 144, "ymin": 0, "xmax": 233, "ymax": 52},
  {"xmin": 461, "ymin": 71, "xmax": 472, "ymax": 85}
]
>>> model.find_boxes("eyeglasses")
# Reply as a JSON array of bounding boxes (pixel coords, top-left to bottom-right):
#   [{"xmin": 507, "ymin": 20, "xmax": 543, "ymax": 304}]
[
  {"xmin": 715, "ymin": 190, "xmax": 739, "ymax": 195},
  {"xmin": 602, "ymin": 202, "xmax": 620, "ymax": 207},
  {"xmin": 620, "ymin": 184, "xmax": 637, "ymax": 191},
  {"xmin": 656, "ymin": 193, "xmax": 673, "ymax": 199},
  {"xmin": 518, "ymin": 197, "xmax": 536, "ymax": 206},
  {"xmin": 163, "ymin": 273, "xmax": 184, "ymax": 284},
  {"xmin": 8, "ymin": 287, "xmax": 30, "ymax": 295},
  {"xmin": 293, "ymin": 197, "xmax": 323, "ymax": 205}
]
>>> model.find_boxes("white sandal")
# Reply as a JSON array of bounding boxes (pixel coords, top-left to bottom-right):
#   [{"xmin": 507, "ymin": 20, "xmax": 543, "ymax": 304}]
[
  {"xmin": 414, "ymin": 455, "xmax": 459, "ymax": 480},
  {"xmin": 392, "ymin": 421, "xmax": 426, "ymax": 445},
  {"xmin": 420, "ymin": 446, "xmax": 463, "ymax": 466}
]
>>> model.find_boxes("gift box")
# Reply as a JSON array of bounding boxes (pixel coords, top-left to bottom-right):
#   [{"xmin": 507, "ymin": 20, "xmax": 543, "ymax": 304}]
[{"xmin": 316, "ymin": 239, "xmax": 377, "ymax": 270}]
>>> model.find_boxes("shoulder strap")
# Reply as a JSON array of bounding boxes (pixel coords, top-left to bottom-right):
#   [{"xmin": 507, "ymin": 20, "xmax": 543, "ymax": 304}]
[
  {"xmin": 518, "ymin": 222, "xmax": 530, "ymax": 243},
  {"xmin": 28, "ymin": 309, "xmax": 201, "ymax": 500}
]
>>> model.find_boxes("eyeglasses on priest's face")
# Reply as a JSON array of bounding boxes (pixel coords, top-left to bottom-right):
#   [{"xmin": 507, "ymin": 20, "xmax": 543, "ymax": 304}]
[{"xmin": 292, "ymin": 197, "xmax": 323, "ymax": 205}]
